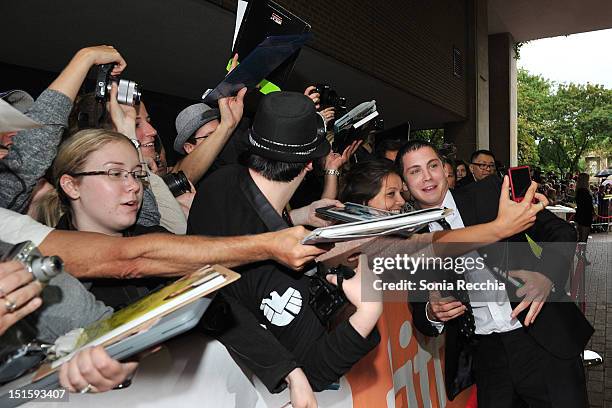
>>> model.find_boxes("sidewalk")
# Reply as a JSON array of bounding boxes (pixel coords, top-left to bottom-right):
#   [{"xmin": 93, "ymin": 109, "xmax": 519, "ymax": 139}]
[{"xmin": 582, "ymin": 232, "xmax": 612, "ymax": 407}]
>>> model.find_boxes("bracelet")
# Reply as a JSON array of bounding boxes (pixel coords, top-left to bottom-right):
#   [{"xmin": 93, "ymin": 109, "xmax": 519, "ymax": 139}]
[{"xmin": 324, "ymin": 169, "xmax": 341, "ymax": 177}]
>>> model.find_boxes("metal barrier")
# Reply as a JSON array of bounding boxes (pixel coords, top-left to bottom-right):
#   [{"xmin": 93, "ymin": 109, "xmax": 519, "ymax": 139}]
[
  {"xmin": 571, "ymin": 241, "xmax": 603, "ymax": 367},
  {"xmin": 592, "ymin": 196, "xmax": 611, "ymax": 232}
]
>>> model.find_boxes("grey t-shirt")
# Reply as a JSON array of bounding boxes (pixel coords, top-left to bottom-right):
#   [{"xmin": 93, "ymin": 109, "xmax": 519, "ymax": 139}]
[{"xmin": 0, "ymin": 211, "xmax": 113, "ymax": 343}]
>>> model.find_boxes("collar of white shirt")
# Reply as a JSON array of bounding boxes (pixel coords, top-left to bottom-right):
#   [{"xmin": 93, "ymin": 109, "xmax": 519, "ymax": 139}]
[{"xmin": 427, "ymin": 190, "xmax": 465, "ymax": 231}]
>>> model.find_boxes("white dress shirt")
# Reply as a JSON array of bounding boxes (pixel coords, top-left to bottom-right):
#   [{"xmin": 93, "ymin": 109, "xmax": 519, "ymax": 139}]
[{"xmin": 426, "ymin": 190, "xmax": 522, "ymax": 335}]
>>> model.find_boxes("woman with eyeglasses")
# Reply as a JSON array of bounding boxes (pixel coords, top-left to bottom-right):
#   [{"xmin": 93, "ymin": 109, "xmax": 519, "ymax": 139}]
[
  {"xmin": 40, "ymin": 129, "xmax": 156, "ymax": 235},
  {"xmin": 40, "ymin": 128, "xmax": 169, "ymax": 309}
]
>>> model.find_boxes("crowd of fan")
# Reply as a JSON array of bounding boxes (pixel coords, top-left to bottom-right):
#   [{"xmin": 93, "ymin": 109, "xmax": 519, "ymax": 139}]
[{"xmin": 0, "ymin": 45, "xmax": 584, "ymax": 407}]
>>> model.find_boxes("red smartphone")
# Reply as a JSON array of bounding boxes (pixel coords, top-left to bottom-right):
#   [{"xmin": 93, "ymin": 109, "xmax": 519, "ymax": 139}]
[{"xmin": 507, "ymin": 165, "xmax": 531, "ymax": 202}]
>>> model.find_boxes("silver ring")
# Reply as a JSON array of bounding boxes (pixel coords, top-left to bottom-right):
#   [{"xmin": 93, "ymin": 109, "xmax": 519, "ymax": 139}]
[
  {"xmin": 4, "ymin": 298, "xmax": 16, "ymax": 313},
  {"xmin": 79, "ymin": 384, "xmax": 93, "ymax": 394}
]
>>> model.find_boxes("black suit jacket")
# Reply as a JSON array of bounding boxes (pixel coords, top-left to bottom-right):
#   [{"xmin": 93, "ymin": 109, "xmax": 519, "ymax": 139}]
[{"xmin": 411, "ymin": 175, "xmax": 594, "ymax": 400}]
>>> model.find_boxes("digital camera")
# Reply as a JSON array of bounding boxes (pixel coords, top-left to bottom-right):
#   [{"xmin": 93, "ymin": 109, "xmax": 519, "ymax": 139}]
[
  {"xmin": 314, "ymin": 84, "xmax": 348, "ymax": 117},
  {"xmin": 1, "ymin": 241, "xmax": 63, "ymax": 284},
  {"xmin": 308, "ymin": 263, "xmax": 355, "ymax": 326},
  {"xmin": 95, "ymin": 63, "xmax": 141, "ymax": 106}
]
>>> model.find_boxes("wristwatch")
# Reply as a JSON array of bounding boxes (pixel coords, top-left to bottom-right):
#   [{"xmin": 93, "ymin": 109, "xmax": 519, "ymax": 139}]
[{"xmin": 324, "ymin": 169, "xmax": 341, "ymax": 177}]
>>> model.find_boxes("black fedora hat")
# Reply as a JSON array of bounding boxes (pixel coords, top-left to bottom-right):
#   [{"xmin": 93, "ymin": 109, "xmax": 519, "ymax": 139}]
[{"xmin": 249, "ymin": 92, "xmax": 330, "ymax": 163}]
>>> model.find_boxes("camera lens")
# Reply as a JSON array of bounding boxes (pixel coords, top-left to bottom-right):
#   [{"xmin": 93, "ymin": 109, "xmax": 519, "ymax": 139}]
[
  {"xmin": 30, "ymin": 256, "xmax": 64, "ymax": 283},
  {"xmin": 116, "ymin": 79, "xmax": 141, "ymax": 106},
  {"xmin": 162, "ymin": 171, "xmax": 191, "ymax": 197}
]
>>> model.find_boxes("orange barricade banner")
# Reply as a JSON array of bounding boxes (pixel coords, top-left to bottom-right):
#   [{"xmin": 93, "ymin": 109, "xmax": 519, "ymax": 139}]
[{"xmin": 345, "ymin": 302, "xmax": 472, "ymax": 407}]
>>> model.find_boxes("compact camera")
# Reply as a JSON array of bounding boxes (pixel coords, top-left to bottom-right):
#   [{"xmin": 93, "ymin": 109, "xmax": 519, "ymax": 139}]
[
  {"xmin": 314, "ymin": 84, "xmax": 348, "ymax": 117},
  {"xmin": 1, "ymin": 241, "xmax": 63, "ymax": 284},
  {"xmin": 95, "ymin": 63, "xmax": 141, "ymax": 106},
  {"xmin": 0, "ymin": 241, "xmax": 63, "ymax": 384}
]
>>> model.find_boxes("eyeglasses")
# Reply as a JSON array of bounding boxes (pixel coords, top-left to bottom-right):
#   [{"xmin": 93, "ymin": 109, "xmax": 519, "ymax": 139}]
[
  {"xmin": 70, "ymin": 168, "xmax": 148, "ymax": 182},
  {"xmin": 471, "ymin": 162, "xmax": 496, "ymax": 171}
]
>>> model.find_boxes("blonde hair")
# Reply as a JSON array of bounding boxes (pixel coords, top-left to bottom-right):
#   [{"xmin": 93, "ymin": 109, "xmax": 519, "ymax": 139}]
[
  {"xmin": 38, "ymin": 129, "xmax": 137, "ymax": 227},
  {"xmin": 576, "ymin": 173, "xmax": 590, "ymax": 190}
]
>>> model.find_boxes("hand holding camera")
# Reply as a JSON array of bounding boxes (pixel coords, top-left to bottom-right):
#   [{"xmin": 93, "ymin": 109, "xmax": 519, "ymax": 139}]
[
  {"xmin": 78, "ymin": 45, "xmax": 127, "ymax": 76},
  {"xmin": 326, "ymin": 255, "xmax": 382, "ymax": 338},
  {"xmin": 95, "ymin": 61, "xmax": 140, "ymax": 107},
  {"xmin": 0, "ymin": 261, "xmax": 43, "ymax": 336},
  {"xmin": 494, "ymin": 175, "xmax": 549, "ymax": 239},
  {"xmin": 107, "ymin": 82, "xmax": 138, "ymax": 139}
]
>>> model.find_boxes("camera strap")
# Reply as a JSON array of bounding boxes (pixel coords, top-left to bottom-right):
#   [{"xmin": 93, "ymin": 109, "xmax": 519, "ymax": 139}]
[{"xmin": 238, "ymin": 167, "xmax": 287, "ymax": 232}]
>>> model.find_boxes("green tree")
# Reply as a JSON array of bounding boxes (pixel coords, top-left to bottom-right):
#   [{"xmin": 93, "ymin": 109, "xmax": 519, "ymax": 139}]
[
  {"xmin": 545, "ymin": 82, "xmax": 612, "ymax": 173},
  {"xmin": 411, "ymin": 128, "xmax": 444, "ymax": 147},
  {"xmin": 517, "ymin": 69, "xmax": 612, "ymax": 174},
  {"xmin": 517, "ymin": 69, "xmax": 550, "ymax": 165}
]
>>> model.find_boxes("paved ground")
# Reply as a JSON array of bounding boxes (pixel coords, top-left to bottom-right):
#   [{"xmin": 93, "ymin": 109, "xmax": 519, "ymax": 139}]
[{"xmin": 581, "ymin": 232, "xmax": 612, "ymax": 407}]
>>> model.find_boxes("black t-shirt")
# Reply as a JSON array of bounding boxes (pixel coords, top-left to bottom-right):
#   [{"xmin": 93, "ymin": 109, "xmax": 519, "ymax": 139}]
[
  {"xmin": 188, "ymin": 165, "xmax": 321, "ymax": 347},
  {"xmin": 187, "ymin": 164, "xmax": 380, "ymax": 392}
]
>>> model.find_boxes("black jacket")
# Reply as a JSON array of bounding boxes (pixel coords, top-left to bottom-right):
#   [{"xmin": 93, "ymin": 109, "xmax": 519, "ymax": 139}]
[{"xmin": 411, "ymin": 175, "xmax": 593, "ymax": 400}]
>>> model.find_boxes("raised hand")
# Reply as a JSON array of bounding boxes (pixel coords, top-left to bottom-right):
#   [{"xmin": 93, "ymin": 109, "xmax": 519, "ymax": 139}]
[
  {"xmin": 78, "ymin": 45, "xmax": 127, "ymax": 76},
  {"xmin": 218, "ymin": 87, "xmax": 247, "ymax": 131},
  {"xmin": 325, "ymin": 140, "xmax": 361, "ymax": 171},
  {"xmin": 108, "ymin": 82, "xmax": 137, "ymax": 138},
  {"xmin": 493, "ymin": 176, "xmax": 549, "ymax": 238}
]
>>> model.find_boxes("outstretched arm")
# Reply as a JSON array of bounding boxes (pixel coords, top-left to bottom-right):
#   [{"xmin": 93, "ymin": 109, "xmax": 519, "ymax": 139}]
[
  {"xmin": 432, "ymin": 177, "xmax": 549, "ymax": 250},
  {"xmin": 172, "ymin": 85, "xmax": 246, "ymax": 185},
  {"xmin": 39, "ymin": 226, "xmax": 327, "ymax": 279},
  {"xmin": 321, "ymin": 140, "xmax": 361, "ymax": 200},
  {"xmin": 1, "ymin": 46, "xmax": 126, "ymax": 213}
]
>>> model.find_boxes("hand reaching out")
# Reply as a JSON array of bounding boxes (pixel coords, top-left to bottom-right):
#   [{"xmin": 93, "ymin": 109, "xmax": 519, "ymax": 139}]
[
  {"xmin": 267, "ymin": 226, "xmax": 328, "ymax": 271},
  {"xmin": 218, "ymin": 87, "xmax": 247, "ymax": 131},
  {"xmin": 325, "ymin": 140, "xmax": 361, "ymax": 170},
  {"xmin": 493, "ymin": 176, "xmax": 549, "ymax": 238},
  {"xmin": 290, "ymin": 199, "xmax": 344, "ymax": 228}
]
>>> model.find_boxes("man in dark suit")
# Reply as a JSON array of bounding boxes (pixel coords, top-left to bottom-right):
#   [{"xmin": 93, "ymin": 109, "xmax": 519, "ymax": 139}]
[{"xmin": 397, "ymin": 140, "xmax": 592, "ymax": 407}]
